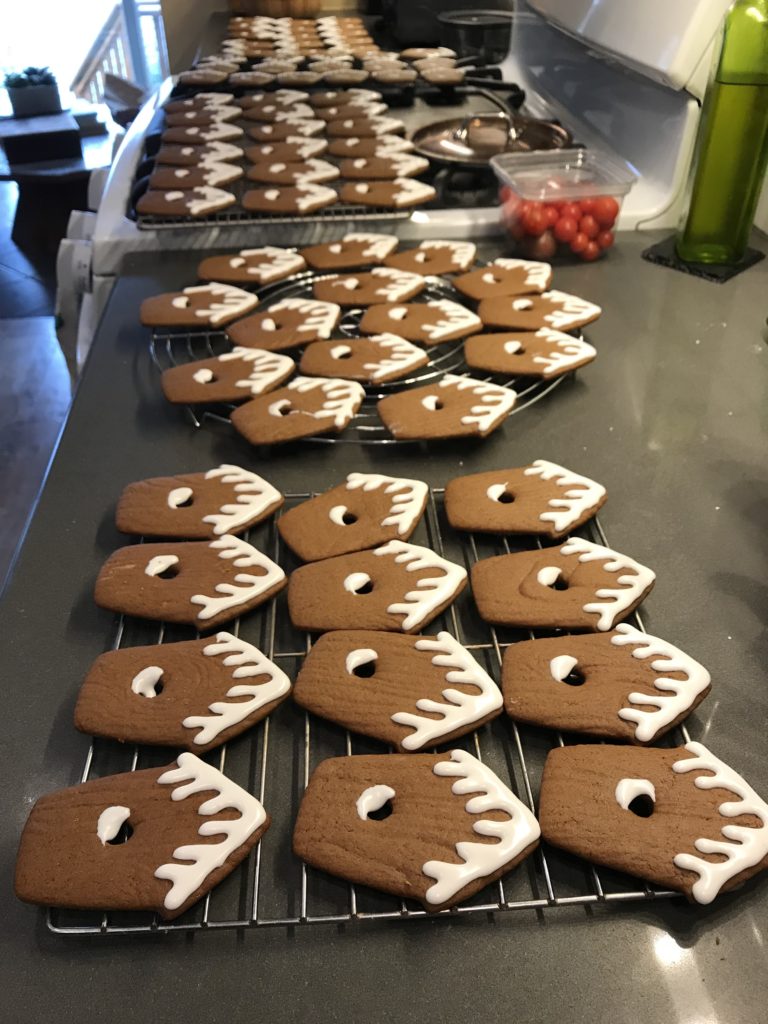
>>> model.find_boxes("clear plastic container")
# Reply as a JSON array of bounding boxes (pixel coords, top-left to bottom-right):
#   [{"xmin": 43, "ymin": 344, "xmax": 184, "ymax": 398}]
[{"xmin": 490, "ymin": 149, "xmax": 636, "ymax": 262}]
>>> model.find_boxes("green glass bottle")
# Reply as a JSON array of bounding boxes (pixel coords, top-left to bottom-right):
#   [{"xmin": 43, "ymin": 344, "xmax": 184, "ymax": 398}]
[{"xmin": 676, "ymin": 0, "xmax": 768, "ymax": 265}]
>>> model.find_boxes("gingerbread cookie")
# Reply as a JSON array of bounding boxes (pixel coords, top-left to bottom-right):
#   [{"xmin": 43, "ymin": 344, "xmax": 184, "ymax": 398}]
[
  {"xmin": 323, "ymin": 69, "xmax": 371, "ymax": 85},
  {"xmin": 197, "ymin": 246, "xmax": 306, "ymax": 285},
  {"xmin": 539, "ymin": 742, "xmax": 768, "ymax": 904},
  {"xmin": 161, "ymin": 122, "xmax": 243, "ymax": 145},
  {"xmin": 314, "ymin": 102, "xmax": 387, "ymax": 121},
  {"xmin": 244, "ymin": 138, "xmax": 328, "ymax": 162},
  {"xmin": 230, "ymin": 376, "xmax": 365, "ymax": 445},
  {"xmin": 445, "ymin": 460, "xmax": 606, "ymax": 538},
  {"xmin": 339, "ymin": 179, "xmax": 437, "ymax": 209},
  {"xmin": 242, "ymin": 182, "xmax": 338, "ymax": 215},
  {"xmin": 148, "ymin": 162, "xmax": 243, "ymax": 190},
  {"xmin": 295, "ymin": 629, "xmax": 502, "ymax": 749},
  {"xmin": 136, "ymin": 187, "xmax": 237, "ymax": 219},
  {"xmin": 378, "ymin": 375, "xmax": 517, "ymax": 440},
  {"xmin": 293, "ymin": 749, "xmax": 539, "ymax": 910},
  {"xmin": 384, "ymin": 240, "xmax": 476, "ymax": 276},
  {"xmin": 478, "ymin": 290, "xmax": 602, "ymax": 332},
  {"xmin": 312, "ymin": 268, "xmax": 426, "ymax": 306},
  {"xmin": 154, "ymin": 141, "xmax": 244, "ymax": 166},
  {"xmin": 276, "ymin": 71, "xmax": 323, "ymax": 86},
  {"xmin": 327, "ymin": 134, "xmax": 414, "ymax": 158},
  {"xmin": 309, "ymin": 89, "xmax": 383, "ymax": 108},
  {"xmin": 164, "ymin": 93, "xmax": 235, "ymax": 114},
  {"xmin": 454, "ymin": 259, "xmax": 553, "ymax": 301},
  {"xmin": 326, "ymin": 116, "xmax": 405, "ymax": 138},
  {"xmin": 278, "ymin": 472, "xmax": 428, "ymax": 561},
  {"xmin": 502, "ymin": 624, "xmax": 711, "ymax": 743},
  {"xmin": 94, "ymin": 535, "xmax": 286, "ymax": 630},
  {"xmin": 140, "ymin": 283, "xmax": 257, "ymax": 328},
  {"xmin": 245, "ymin": 159, "xmax": 340, "ymax": 185},
  {"xmin": 116, "ymin": 465, "xmax": 283, "ymax": 539},
  {"xmin": 247, "ymin": 120, "xmax": 324, "ymax": 142},
  {"xmin": 242, "ymin": 101, "xmax": 315, "ymax": 123},
  {"xmin": 227, "ymin": 298, "xmax": 341, "ymax": 351},
  {"xmin": 287, "ymin": 539, "xmax": 467, "ymax": 633},
  {"xmin": 15, "ymin": 753, "xmax": 269, "ymax": 919},
  {"xmin": 238, "ymin": 89, "xmax": 309, "ymax": 109},
  {"xmin": 401, "ymin": 46, "xmax": 456, "ymax": 60},
  {"xmin": 337, "ymin": 153, "xmax": 430, "ymax": 181},
  {"xmin": 301, "ymin": 233, "xmax": 399, "ymax": 270},
  {"xmin": 471, "ymin": 537, "xmax": 655, "ymax": 631},
  {"xmin": 75, "ymin": 633, "xmax": 291, "ymax": 753},
  {"xmin": 228, "ymin": 70, "xmax": 275, "ymax": 87},
  {"xmin": 299, "ymin": 333, "xmax": 428, "ymax": 383},
  {"xmin": 464, "ymin": 328, "xmax": 597, "ymax": 378},
  {"xmin": 360, "ymin": 299, "xmax": 481, "ymax": 344},
  {"xmin": 370, "ymin": 68, "xmax": 417, "ymax": 85},
  {"xmin": 420, "ymin": 67, "xmax": 465, "ymax": 86},
  {"xmin": 164, "ymin": 105, "xmax": 241, "ymax": 127},
  {"xmin": 161, "ymin": 348, "xmax": 294, "ymax": 405},
  {"xmin": 177, "ymin": 68, "xmax": 230, "ymax": 86}
]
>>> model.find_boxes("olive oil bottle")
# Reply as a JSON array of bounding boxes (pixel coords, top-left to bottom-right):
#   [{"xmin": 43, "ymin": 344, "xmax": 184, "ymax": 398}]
[{"xmin": 676, "ymin": 0, "xmax": 768, "ymax": 265}]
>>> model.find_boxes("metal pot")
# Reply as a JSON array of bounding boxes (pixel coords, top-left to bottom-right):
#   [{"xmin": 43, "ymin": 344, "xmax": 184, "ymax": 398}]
[{"xmin": 411, "ymin": 110, "xmax": 573, "ymax": 168}]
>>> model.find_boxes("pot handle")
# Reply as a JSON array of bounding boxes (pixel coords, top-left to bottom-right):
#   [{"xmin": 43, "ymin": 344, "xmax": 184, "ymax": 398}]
[{"xmin": 453, "ymin": 111, "xmax": 513, "ymax": 145}]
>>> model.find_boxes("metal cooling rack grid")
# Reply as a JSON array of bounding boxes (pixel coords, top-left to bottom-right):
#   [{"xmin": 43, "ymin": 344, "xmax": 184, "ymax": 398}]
[
  {"xmin": 148, "ymin": 269, "xmax": 571, "ymax": 445},
  {"xmin": 47, "ymin": 488, "xmax": 685, "ymax": 936}
]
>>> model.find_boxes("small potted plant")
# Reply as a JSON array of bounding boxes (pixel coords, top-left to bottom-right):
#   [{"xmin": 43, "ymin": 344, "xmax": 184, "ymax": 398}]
[{"xmin": 4, "ymin": 67, "xmax": 61, "ymax": 118}]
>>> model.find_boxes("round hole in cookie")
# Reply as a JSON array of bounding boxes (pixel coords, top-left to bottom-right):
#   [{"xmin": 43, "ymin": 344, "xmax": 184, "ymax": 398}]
[
  {"xmin": 497, "ymin": 490, "xmax": 515, "ymax": 504},
  {"xmin": 342, "ymin": 510, "xmax": 357, "ymax": 525},
  {"xmin": 354, "ymin": 660, "xmax": 375, "ymax": 678},
  {"xmin": 367, "ymin": 800, "xmax": 393, "ymax": 821},
  {"xmin": 156, "ymin": 564, "xmax": 180, "ymax": 580},
  {"xmin": 512, "ymin": 298, "xmax": 534, "ymax": 311},
  {"xmin": 106, "ymin": 820, "xmax": 134, "ymax": 845},
  {"xmin": 627, "ymin": 794, "xmax": 655, "ymax": 818},
  {"xmin": 550, "ymin": 576, "xmax": 569, "ymax": 591},
  {"xmin": 344, "ymin": 571, "xmax": 374, "ymax": 595},
  {"xmin": 562, "ymin": 667, "xmax": 585, "ymax": 686}
]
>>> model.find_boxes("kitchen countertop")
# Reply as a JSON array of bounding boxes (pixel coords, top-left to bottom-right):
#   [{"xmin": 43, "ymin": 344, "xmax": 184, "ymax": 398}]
[{"xmin": 1, "ymin": 233, "xmax": 767, "ymax": 1023}]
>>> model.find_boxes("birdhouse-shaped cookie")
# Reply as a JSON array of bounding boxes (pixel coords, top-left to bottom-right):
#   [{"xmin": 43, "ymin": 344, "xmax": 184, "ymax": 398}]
[
  {"xmin": 161, "ymin": 348, "xmax": 295, "ymax": 405},
  {"xmin": 299, "ymin": 333, "xmax": 428, "ymax": 384},
  {"xmin": 301, "ymin": 232, "xmax": 399, "ymax": 270},
  {"xmin": 197, "ymin": 247, "xmax": 307, "ymax": 285},
  {"xmin": 230, "ymin": 377, "xmax": 365, "ymax": 445},
  {"xmin": 477, "ymin": 290, "xmax": 601, "ymax": 332},
  {"xmin": 227, "ymin": 298, "xmax": 341, "ymax": 351},
  {"xmin": 359, "ymin": 299, "xmax": 481, "ymax": 344},
  {"xmin": 464, "ymin": 328, "xmax": 597, "ymax": 379},
  {"xmin": 140, "ymin": 283, "xmax": 258, "ymax": 328},
  {"xmin": 312, "ymin": 268, "xmax": 426, "ymax": 305},
  {"xmin": 378, "ymin": 374, "xmax": 517, "ymax": 440},
  {"xmin": 454, "ymin": 258, "xmax": 553, "ymax": 301}
]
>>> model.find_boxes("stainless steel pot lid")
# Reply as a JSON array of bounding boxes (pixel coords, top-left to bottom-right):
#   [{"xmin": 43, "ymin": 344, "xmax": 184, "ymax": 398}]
[{"xmin": 411, "ymin": 112, "xmax": 572, "ymax": 167}]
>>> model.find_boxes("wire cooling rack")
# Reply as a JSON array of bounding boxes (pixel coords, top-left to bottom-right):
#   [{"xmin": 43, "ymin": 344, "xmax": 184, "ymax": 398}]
[
  {"xmin": 48, "ymin": 489, "xmax": 685, "ymax": 935},
  {"xmin": 149, "ymin": 270, "xmax": 572, "ymax": 445}
]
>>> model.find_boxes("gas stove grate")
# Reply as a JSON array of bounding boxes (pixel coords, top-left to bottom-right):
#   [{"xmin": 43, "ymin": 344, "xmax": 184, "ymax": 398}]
[
  {"xmin": 47, "ymin": 491, "xmax": 685, "ymax": 936},
  {"xmin": 148, "ymin": 269, "xmax": 573, "ymax": 445}
]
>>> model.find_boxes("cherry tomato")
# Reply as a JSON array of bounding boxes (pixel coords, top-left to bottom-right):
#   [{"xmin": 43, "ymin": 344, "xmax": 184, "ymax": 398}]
[
  {"xmin": 560, "ymin": 202, "xmax": 581, "ymax": 221},
  {"xmin": 553, "ymin": 216, "xmax": 578, "ymax": 243},
  {"xmin": 543, "ymin": 204, "xmax": 560, "ymax": 227},
  {"xmin": 597, "ymin": 229, "xmax": 615, "ymax": 250},
  {"xmin": 507, "ymin": 220, "xmax": 526, "ymax": 241},
  {"xmin": 579, "ymin": 214, "xmax": 599, "ymax": 239},
  {"xmin": 593, "ymin": 195, "xmax": 620, "ymax": 227},
  {"xmin": 517, "ymin": 199, "xmax": 531, "ymax": 220},
  {"xmin": 570, "ymin": 232, "xmax": 588, "ymax": 254},
  {"xmin": 579, "ymin": 197, "xmax": 596, "ymax": 215},
  {"xmin": 522, "ymin": 208, "xmax": 548, "ymax": 236},
  {"xmin": 580, "ymin": 240, "xmax": 601, "ymax": 261}
]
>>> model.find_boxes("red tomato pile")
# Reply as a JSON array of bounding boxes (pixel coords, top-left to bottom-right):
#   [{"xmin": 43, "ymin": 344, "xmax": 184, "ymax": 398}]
[{"xmin": 500, "ymin": 187, "xmax": 620, "ymax": 262}]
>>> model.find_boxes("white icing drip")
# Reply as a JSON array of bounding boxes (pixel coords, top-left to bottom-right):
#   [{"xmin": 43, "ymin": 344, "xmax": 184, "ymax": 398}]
[
  {"xmin": 198, "ymin": 141, "xmax": 243, "ymax": 162},
  {"xmin": 268, "ymin": 398, "xmax": 291, "ymax": 417},
  {"xmin": 344, "ymin": 571, "xmax": 371, "ymax": 593},
  {"xmin": 421, "ymin": 300, "xmax": 481, "ymax": 340},
  {"xmin": 329, "ymin": 504, "xmax": 350, "ymax": 525},
  {"xmin": 387, "ymin": 306, "xmax": 407, "ymax": 321},
  {"xmin": 481, "ymin": 272, "xmax": 496, "ymax": 284},
  {"xmin": 173, "ymin": 168, "xmax": 191, "ymax": 177},
  {"xmin": 181, "ymin": 632, "xmax": 291, "ymax": 744},
  {"xmin": 292, "ymin": 120, "xmax": 324, "ymax": 137},
  {"xmin": 549, "ymin": 654, "xmax": 579, "ymax": 682},
  {"xmin": 217, "ymin": 347, "xmax": 295, "ymax": 397},
  {"xmin": 168, "ymin": 487, "xmax": 193, "ymax": 509},
  {"xmin": 491, "ymin": 258, "xmax": 552, "ymax": 291},
  {"xmin": 439, "ymin": 374, "xmax": 517, "ymax": 431},
  {"xmin": 355, "ymin": 183, "xmax": 369, "ymax": 194},
  {"xmin": 189, "ymin": 535, "xmax": 285, "ymax": 620},
  {"xmin": 193, "ymin": 368, "xmax": 214, "ymax": 384},
  {"xmin": 131, "ymin": 665, "xmax": 163, "ymax": 698},
  {"xmin": 611, "ymin": 624, "xmax": 711, "ymax": 741},
  {"xmin": 330, "ymin": 344, "xmax": 352, "ymax": 358},
  {"xmin": 422, "ymin": 749, "xmax": 540, "ymax": 905},
  {"xmin": 286, "ymin": 376, "xmax": 364, "ymax": 427},
  {"xmin": 342, "ymin": 233, "xmax": 399, "ymax": 259},
  {"xmin": 361, "ymin": 333, "xmax": 425, "ymax": 380},
  {"xmin": 386, "ymin": 154, "xmax": 429, "ymax": 176},
  {"xmin": 373, "ymin": 540, "xmax": 467, "ymax": 631},
  {"xmin": 345, "ymin": 648, "xmax": 378, "ymax": 674},
  {"xmin": 520, "ymin": 328, "xmax": 596, "ymax": 375},
  {"xmin": 201, "ymin": 464, "xmax": 283, "ymax": 536},
  {"xmin": 274, "ymin": 105, "xmax": 315, "ymax": 121},
  {"xmin": 264, "ymin": 189, "xmax": 280, "ymax": 201},
  {"xmin": 540, "ymin": 290, "xmax": 602, "ymax": 330},
  {"xmin": 672, "ymin": 742, "xmax": 768, "ymax": 904},
  {"xmin": 391, "ymin": 632, "xmax": 502, "ymax": 749},
  {"xmin": 332, "ymin": 277, "xmax": 360, "ymax": 290},
  {"xmin": 345, "ymin": 472, "xmax": 428, "ymax": 536},
  {"xmin": 486, "ymin": 483, "xmax": 509, "ymax": 502},
  {"xmin": 503, "ymin": 340, "xmax": 522, "ymax": 354},
  {"xmin": 178, "ymin": 283, "xmax": 256, "ymax": 325},
  {"xmin": 145, "ymin": 554, "xmax": 179, "ymax": 577},
  {"xmin": 513, "ymin": 299, "xmax": 533, "ymax": 310},
  {"xmin": 198, "ymin": 161, "xmax": 240, "ymax": 187},
  {"xmin": 537, "ymin": 566, "xmax": 562, "ymax": 586},
  {"xmin": 293, "ymin": 183, "xmax": 337, "ymax": 211},
  {"xmin": 366, "ymin": 267, "xmax": 424, "ymax": 301},
  {"xmin": 372, "ymin": 135, "xmax": 413, "ymax": 154},
  {"xmin": 369, "ymin": 116, "xmax": 405, "ymax": 135},
  {"xmin": 97, "ymin": 806, "xmax": 131, "ymax": 845},
  {"xmin": 615, "ymin": 777, "xmax": 656, "ymax": 810},
  {"xmin": 185, "ymin": 122, "xmax": 241, "ymax": 142},
  {"xmin": 171, "ymin": 296, "xmax": 189, "ymax": 308},
  {"xmin": 390, "ymin": 177, "xmax": 435, "ymax": 206},
  {"xmin": 155, "ymin": 753, "xmax": 266, "ymax": 910},
  {"xmin": 422, "ymin": 394, "xmax": 441, "ymax": 411},
  {"xmin": 557, "ymin": 538, "xmax": 656, "ymax": 631},
  {"xmin": 523, "ymin": 459, "xmax": 606, "ymax": 533},
  {"xmin": 233, "ymin": 246, "xmax": 305, "ymax": 282},
  {"xmin": 418, "ymin": 240, "xmax": 476, "ymax": 269},
  {"xmin": 356, "ymin": 785, "xmax": 395, "ymax": 820},
  {"xmin": 282, "ymin": 136, "xmax": 327, "ymax": 157},
  {"xmin": 266, "ymin": 298, "xmax": 340, "ymax": 339}
]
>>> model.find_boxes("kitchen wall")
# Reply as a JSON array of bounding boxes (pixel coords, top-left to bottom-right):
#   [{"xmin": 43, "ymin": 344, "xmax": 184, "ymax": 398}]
[{"xmin": 161, "ymin": 0, "xmax": 227, "ymax": 73}]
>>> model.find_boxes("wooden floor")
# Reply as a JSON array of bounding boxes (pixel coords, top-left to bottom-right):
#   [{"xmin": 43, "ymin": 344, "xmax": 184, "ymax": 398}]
[{"xmin": 0, "ymin": 182, "xmax": 71, "ymax": 592}]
